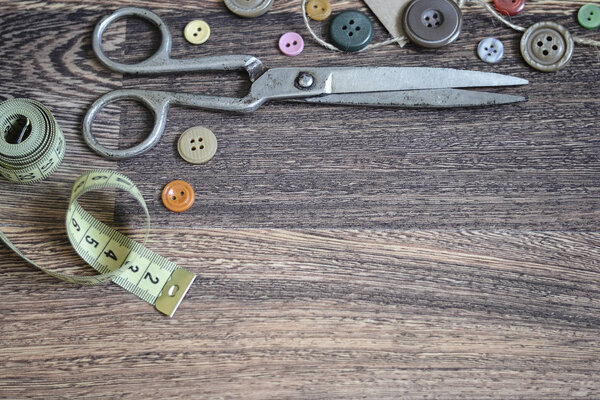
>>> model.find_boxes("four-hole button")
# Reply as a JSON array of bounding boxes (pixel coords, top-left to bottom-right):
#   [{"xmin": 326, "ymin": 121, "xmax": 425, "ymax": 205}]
[
  {"xmin": 520, "ymin": 21, "xmax": 574, "ymax": 72},
  {"xmin": 329, "ymin": 11, "xmax": 374, "ymax": 52},
  {"xmin": 477, "ymin": 37, "xmax": 504, "ymax": 63},
  {"xmin": 177, "ymin": 126, "xmax": 218, "ymax": 164},
  {"xmin": 224, "ymin": 0, "xmax": 274, "ymax": 18},
  {"xmin": 402, "ymin": 0, "xmax": 463, "ymax": 48}
]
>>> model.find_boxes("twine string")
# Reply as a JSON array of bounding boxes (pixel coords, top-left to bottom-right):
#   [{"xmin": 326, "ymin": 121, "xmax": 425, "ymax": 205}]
[{"xmin": 301, "ymin": 0, "xmax": 600, "ymax": 51}]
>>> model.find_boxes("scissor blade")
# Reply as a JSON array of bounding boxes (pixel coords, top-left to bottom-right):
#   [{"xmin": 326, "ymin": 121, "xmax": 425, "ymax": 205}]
[
  {"xmin": 291, "ymin": 89, "xmax": 527, "ymax": 108},
  {"xmin": 323, "ymin": 67, "xmax": 528, "ymax": 94}
]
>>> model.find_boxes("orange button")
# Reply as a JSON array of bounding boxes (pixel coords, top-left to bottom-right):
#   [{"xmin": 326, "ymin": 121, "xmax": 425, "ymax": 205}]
[{"xmin": 161, "ymin": 180, "xmax": 195, "ymax": 213}]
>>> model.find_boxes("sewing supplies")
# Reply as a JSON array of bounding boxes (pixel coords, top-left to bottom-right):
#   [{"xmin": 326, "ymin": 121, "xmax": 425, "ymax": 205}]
[
  {"xmin": 0, "ymin": 99, "xmax": 196, "ymax": 317},
  {"xmin": 82, "ymin": 7, "xmax": 529, "ymax": 160},
  {"xmin": 301, "ymin": 0, "xmax": 600, "ymax": 71},
  {"xmin": 0, "ymin": 99, "xmax": 64, "ymax": 184}
]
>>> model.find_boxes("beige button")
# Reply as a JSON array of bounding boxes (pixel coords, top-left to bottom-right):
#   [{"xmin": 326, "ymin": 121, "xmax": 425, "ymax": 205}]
[
  {"xmin": 177, "ymin": 126, "xmax": 217, "ymax": 164},
  {"xmin": 184, "ymin": 20, "xmax": 211, "ymax": 45},
  {"xmin": 520, "ymin": 22, "xmax": 573, "ymax": 72}
]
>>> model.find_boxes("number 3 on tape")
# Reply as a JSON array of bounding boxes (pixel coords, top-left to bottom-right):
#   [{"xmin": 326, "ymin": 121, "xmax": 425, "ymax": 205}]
[{"xmin": 1, "ymin": 170, "xmax": 196, "ymax": 317}]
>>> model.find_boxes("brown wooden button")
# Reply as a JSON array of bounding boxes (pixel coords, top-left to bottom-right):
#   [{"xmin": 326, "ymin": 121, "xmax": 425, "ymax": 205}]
[
  {"xmin": 162, "ymin": 180, "xmax": 195, "ymax": 213},
  {"xmin": 177, "ymin": 126, "xmax": 218, "ymax": 164},
  {"xmin": 307, "ymin": 0, "xmax": 332, "ymax": 21}
]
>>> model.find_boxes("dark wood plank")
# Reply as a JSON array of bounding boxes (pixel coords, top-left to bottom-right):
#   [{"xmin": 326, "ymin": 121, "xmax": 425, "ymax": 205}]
[
  {"xmin": 1, "ymin": 228, "xmax": 600, "ymax": 399},
  {"xmin": 113, "ymin": 1, "xmax": 600, "ymax": 229},
  {"xmin": 1, "ymin": 1, "xmax": 599, "ymax": 398}
]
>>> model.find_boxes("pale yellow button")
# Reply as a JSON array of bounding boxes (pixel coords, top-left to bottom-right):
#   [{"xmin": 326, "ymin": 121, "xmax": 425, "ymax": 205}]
[
  {"xmin": 177, "ymin": 126, "xmax": 217, "ymax": 164},
  {"xmin": 184, "ymin": 20, "xmax": 211, "ymax": 45}
]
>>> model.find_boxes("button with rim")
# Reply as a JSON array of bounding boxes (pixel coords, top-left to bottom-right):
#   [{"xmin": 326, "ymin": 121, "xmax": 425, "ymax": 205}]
[
  {"xmin": 307, "ymin": 0, "xmax": 332, "ymax": 21},
  {"xmin": 402, "ymin": 0, "xmax": 463, "ymax": 48},
  {"xmin": 183, "ymin": 20, "xmax": 211, "ymax": 45},
  {"xmin": 162, "ymin": 180, "xmax": 195, "ymax": 213},
  {"xmin": 477, "ymin": 37, "xmax": 504, "ymax": 63},
  {"xmin": 493, "ymin": 0, "xmax": 525, "ymax": 16},
  {"xmin": 329, "ymin": 11, "xmax": 374, "ymax": 52},
  {"xmin": 178, "ymin": 126, "xmax": 218, "ymax": 164},
  {"xmin": 520, "ymin": 21, "xmax": 574, "ymax": 72},
  {"xmin": 224, "ymin": 0, "xmax": 274, "ymax": 18},
  {"xmin": 279, "ymin": 32, "xmax": 304, "ymax": 56},
  {"xmin": 578, "ymin": 4, "xmax": 600, "ymax": 30}
]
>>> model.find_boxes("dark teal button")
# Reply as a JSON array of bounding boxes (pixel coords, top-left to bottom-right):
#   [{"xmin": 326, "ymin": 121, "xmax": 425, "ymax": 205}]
[{"xmin": 329, "ymin": 11, "xmax": 373, "ymax": 52}]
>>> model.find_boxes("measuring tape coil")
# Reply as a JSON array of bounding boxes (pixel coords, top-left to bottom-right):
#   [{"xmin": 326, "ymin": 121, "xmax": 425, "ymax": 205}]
[
  {"xmin": 0, "ymin": 99, "xmax": 195, "ymax": 316},
  {"xmin": 0, "ymin": 99, "xmax": 65, "ymax": 184}
]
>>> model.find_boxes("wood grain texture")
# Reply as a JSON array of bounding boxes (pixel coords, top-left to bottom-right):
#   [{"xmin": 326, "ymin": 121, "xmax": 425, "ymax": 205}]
[
  {"xmin": 0, "ymin": 0, "xmax": 599, "ymax": 398},
  {"xmin": 1, "ymin": 228, "xmax": 600, "ymax": 399},
  {"xmin": 112, "ymin": 1, "xmax": 600, "ymax": 230}
]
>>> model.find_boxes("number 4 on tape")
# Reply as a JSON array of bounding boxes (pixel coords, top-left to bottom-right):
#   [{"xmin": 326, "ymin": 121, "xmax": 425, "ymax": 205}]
[{"xmin": 1, "ymin": 170, "xmax": 196, "ymax": 317}]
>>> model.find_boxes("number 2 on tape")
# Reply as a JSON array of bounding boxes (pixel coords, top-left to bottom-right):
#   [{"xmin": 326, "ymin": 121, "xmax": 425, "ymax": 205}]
[{"xmin": 1, "ymin": 170, "xmax": 195, "ymax": 317}]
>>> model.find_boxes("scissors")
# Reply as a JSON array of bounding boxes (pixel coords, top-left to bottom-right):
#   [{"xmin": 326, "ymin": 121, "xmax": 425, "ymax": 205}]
[{"xmin": 83, "ymin": 7, "xmax": 528, "ymax": 160}]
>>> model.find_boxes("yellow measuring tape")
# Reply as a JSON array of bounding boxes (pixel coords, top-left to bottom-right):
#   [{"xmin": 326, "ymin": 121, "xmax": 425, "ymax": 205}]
[{"xmin": 0, "ymin": 99, "xmax": 195, "ymax": 317}]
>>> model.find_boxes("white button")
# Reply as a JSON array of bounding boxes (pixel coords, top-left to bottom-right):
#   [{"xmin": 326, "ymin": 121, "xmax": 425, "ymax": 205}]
[
  {"xmin": 477, "ymin": 38, "xmax": 504, "ymax": 64},
  {"xmin": 184, "ymin": 20, "xmax": 211, "ymax": 45}
]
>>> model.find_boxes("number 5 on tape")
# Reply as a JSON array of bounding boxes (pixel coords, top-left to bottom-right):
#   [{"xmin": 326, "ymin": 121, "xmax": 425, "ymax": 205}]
[{"xmin": 1, "ymin": 170, "xmax": 195, "ymax": 317}]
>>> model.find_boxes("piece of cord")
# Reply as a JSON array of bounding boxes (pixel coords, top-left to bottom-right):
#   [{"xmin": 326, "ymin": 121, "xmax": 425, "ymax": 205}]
[
  {"xmin": 301, "ymin": 0, "xmax": 600, "ymax": 51},
  {"xmin": 301, "ymin": 0, "xmax": 411, "ymax": 51},
  {"xmin": 472, "ymin": 0, "xmax": 600, "ymax": 47}
]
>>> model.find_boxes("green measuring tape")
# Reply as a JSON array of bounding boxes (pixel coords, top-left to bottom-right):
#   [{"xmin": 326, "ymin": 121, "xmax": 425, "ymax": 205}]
[
  {"xmin": 0, "ymin": 98, "xmax": 64, "ymax": 183},
  {"xmin": 0, "ymin": 99, "xmax": 195, "ymax": 317}
]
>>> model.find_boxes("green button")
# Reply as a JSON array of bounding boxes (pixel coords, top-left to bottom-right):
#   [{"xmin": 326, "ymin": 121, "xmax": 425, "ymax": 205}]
[
  {"xmin": 329, "ymin": 11, "xmax": 373, "ymax": 52},
  {"xmin": 578, "ymin": 4, "xmax": 600, "ymax": 29}
]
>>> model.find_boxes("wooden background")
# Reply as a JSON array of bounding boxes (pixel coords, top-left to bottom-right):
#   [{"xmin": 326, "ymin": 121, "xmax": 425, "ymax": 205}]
[{"xmin": 1, "ymin": 0, "xmax": 599, "ymax": 398}]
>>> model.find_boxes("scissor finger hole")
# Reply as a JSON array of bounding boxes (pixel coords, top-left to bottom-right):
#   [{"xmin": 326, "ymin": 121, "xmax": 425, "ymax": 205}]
[
  {"xmin": 89, "ymin": 99, "xmax": 156, "ymax": 150},
  {"xmin": 99, "ymin": 15, "xmax": 161, "ymax": 65}
]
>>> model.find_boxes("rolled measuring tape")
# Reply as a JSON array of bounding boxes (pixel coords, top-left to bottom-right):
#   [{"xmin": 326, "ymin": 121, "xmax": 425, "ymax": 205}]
[
  {"xmin": 0, "ymin": 98, "xmax": 64, "ymax": 183},
  {"xmin": 0, "ymin": 99, "xmax": 195, "ymax": 317}
]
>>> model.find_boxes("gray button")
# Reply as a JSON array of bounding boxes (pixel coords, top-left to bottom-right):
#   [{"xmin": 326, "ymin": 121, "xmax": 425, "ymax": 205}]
[
  {"xmin": 520, "ymin": 21, "xmax": 574, "ymax": 72},
  {"xmin": 402, "ymin": 0, "xmax": 462, "ymax": 48},
  {"xmin": 477, "ymin": 37, "xmax": 504, "ymax": 63},
  {"xmin": 224, "ymin": 0, "xmax": 274, "ymax": 18}
]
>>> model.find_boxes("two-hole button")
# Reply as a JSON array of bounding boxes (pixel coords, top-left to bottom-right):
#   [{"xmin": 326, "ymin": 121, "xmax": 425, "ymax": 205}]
[
  {"xmin": 279, "ymin": 32, "xmax": 304, "ymax": 56},
  {"xmin": 184, "ymin": 20, "xmax": 210, "ymax": 45},
  {"xmin": 162, "ymin": 180, "xmax": 195, "ymax": 213},
  {"xmin": 306, "ymin": 0, "xmax": 332, "ymax": 21},
  {"xmin": 578, "ymin": 4, "xmax": 600, "ymax": 30}
]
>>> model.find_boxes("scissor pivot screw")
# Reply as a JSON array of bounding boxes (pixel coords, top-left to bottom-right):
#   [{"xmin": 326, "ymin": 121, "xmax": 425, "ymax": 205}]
[{"xmin": 295, "ymin": 72, "xmax": 315, "ymax": 90}]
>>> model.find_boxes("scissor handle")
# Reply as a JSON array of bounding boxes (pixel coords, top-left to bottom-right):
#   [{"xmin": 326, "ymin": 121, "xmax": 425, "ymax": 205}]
[
  {"xmin": 83, "ymin": 89, "xmax": 171, "ymax": 160},
  {"xmin": 83, "ymin": 88, "xmax": 265, "ymax": 159},
  {"xmin": 92, "ymin": 7, "xmax": 265, "ymax": 80}
]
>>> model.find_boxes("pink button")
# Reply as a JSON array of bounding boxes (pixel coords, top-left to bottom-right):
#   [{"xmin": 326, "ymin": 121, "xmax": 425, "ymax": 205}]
[{"xmin": 278, "ymin": 32, "xmax": 304, "ymax": 56}]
